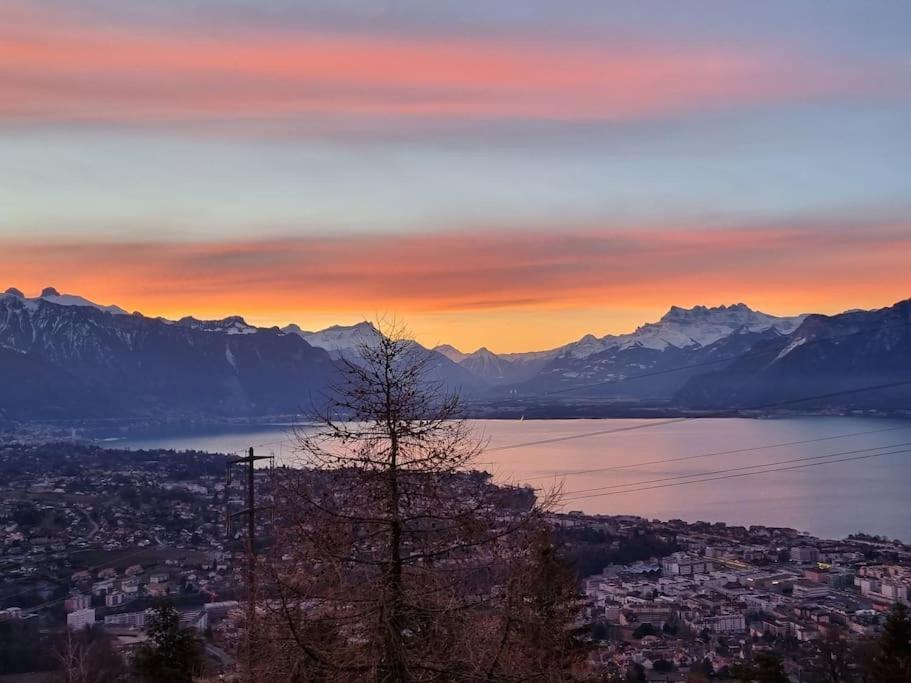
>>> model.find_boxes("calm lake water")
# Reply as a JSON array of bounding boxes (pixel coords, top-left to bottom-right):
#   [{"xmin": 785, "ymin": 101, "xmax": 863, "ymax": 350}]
[{"xmin": 109, "ymin": 417, "xmax": 911, "ymax": 541}]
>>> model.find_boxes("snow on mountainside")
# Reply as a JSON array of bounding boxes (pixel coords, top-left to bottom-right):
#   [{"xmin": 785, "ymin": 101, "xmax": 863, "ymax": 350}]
[
  {"xmin": 676, "ymin": 298, "xmax": 911, "ymax": 411},
  {"xmin": 1, "ymin": 285, "xmax": 906, "ymax": 418},
  {"xmin": 35, "ymin": 287, "xmax": 130, "ymax": 316},
  {"xmin": 406, "ymin": 305, "xmax": 805, "ymax": 387},
  {"xmin": 283, "ymin": 321, "xmax": 380, "ymax": 359},
  {"xmin": 177, "ymin": 315, "xmax": 259, "ymax": 335},
  {"xmin": 434, "ymin": 344, "xmax": 470, "ymax": 363},
  {"xmin": 438, "ymin": 303, "xmax": 807, "ymax": 389},
  {"xmin": 286, "ymin": 321, "xmax": 488, "ymax": 391},
  {"xmin": 0, "ymin": 288, "xmax": 341, "ymax": 418},
  {"xmin": 457, "ymin": 347, "xmax": 518, "ymax": 385},
  {"xmin": 433, "ymin": 344, "xmax": 560, "ymax": 385},
  {"xmin": 512, "ymin": 304, "xmax": 808, "ymax": 398},
  {"xmin": 499, "ymin": 348, "xmax": 562, "ymax": 366},
  {"xmin": 562, "ymin": 303, "xmax": 805, "ymax": 358}
]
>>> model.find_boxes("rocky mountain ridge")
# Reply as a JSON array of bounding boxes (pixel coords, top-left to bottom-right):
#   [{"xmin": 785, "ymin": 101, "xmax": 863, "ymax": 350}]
[{"xmin": 2, "ymin": 287, "xmax": 908, "ymax": 420}]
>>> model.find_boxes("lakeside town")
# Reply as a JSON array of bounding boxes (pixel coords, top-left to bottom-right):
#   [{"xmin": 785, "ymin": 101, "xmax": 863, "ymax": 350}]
[{"xmin": 1, "ymin": 442, "xmax": 908, "ymax": 681}]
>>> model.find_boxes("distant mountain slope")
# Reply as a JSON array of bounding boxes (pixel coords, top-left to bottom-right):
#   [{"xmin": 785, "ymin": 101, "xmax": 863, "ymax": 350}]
[
  {"xmin": 284, "ymin": 321, "xmax": 379, "ymax": 360},
  {"xmin": 0, "ymin": 289, "xmax": 340, "ymax": 419},
  {"xmin": 428, "ymin": 304, "xmax": 803, "ymax": 393},
  {"xmin": 518, "ymin": 327, "xmax": 787, "ymax": 399},
  {"xmin": 676, "ymin": 299, "xmax": 911, "ymax": 412},
  {"xmin": 433, "ymin": 343, "xmax": 559, "ymax": 385},
  {"xmin": 3, "ymin": 288, "xmax": 907, "ymax": 421},
  {"xmin": 514, "ymin": 304, "xmax": 803, "ymax": 398},
  {"xmin": 34, "ymin": 286, "xmax": 130, "ymax": 316},
  {"xmin": 560, "ymin": 303, "xmax": 805, "ymax": 358},
  {"xmin": 498, "ymin": 348, "xmax": 562, "ymax": 370},
  {"xmin": 458, "ymin": 347, "xmax": 521, "ymax": 385},
  {"xmin": 0, "ymin": 346, "xmax": 114, "ymax": 420},
  {"xmin": 434, "ymin": 344, "xmax": 470, "ymax": 364},
  {"xmin": 284, "ymin": 321, "xmax": 488, "ymax": 393}
]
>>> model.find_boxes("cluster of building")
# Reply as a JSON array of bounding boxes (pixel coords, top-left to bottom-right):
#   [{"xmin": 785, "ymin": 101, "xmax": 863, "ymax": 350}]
[
  {"xmin": 59, "ymin": 559, "xmax": 237, "ymax": 630},
  {"xmin": 2, "ymin": 443, "xmax": 909, "ymax": 681},
  {"xmin": 0, "ymin": 443, "xmax": 268, "ymax": 673},
  {"xmin": 563, "ymin": 513, "xmax": 910, "ymax": 680}
]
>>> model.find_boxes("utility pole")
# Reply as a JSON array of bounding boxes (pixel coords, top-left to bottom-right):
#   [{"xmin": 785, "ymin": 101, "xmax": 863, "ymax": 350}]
[{"xmin": 226, "ymin": 447, "xmax": 272, "ymax": 682}]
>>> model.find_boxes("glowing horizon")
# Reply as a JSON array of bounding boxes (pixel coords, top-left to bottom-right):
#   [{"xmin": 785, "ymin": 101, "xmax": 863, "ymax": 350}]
[
  {"xmin": 2, "ymin": 1, "xmax": 909, "ymax": 352},
  {"xmin": 5, "ymin": 219, "xmax": 909, "ymax": 353}
]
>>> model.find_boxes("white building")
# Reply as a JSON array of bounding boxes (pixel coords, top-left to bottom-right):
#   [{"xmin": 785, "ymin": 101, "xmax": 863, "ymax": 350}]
[
  {"xmin": 793, "ymin": 580, "xmax": 828, "ymax": 599},
  {"xmin": 700, "ymin": 613, "xmax": 746, "ymax": 633},
  {"xmin": 104, "ymin": 610, "xmax": 146, "ymax": 629},
  {"xmin": 67, "ymin": 608, "xmax": 96, "ymax": 631},
  {"xmin": 881, "ymin": 581, "xmax": 909, "ymax": 604},
  {"xmin": 661, "ymin": 553, "xmax": 715, "ymax": 576},
  {"xmin": 857, "ymin": 576, "xmax": 911, "ymax": 605}
]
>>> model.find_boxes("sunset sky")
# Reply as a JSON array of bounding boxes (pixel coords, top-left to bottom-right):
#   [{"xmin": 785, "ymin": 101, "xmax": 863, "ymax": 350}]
[{"xmin": 2, "ymin": 1, "xmax": 909, "ymax": 352}]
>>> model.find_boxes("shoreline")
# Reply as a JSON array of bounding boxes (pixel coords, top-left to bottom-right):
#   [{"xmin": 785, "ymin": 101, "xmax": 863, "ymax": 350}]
[{"xmin": 6, "ymin": 408, "xmax": 911, "ymax": 443}]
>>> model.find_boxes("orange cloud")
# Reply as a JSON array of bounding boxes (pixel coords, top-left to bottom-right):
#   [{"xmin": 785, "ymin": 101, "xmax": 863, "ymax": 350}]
[
  {"xmin": 0, "ymin": 2, "xmax": 875, "ymax": 125},
  {"xmin": 2, "ymin": 222, "xmax": 908, "ymax": 351}
]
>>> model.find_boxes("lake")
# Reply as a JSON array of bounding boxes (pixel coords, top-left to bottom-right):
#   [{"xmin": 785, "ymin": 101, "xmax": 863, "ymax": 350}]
[{"xmin": 108, "ymin": 416, "xmax": 911, "ymax": 541}]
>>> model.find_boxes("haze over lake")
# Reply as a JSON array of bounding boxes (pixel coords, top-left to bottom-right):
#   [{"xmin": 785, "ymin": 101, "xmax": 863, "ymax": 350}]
[{"xmin": 109, "ymin": 417, "xmax": 911, "ymax": 542}]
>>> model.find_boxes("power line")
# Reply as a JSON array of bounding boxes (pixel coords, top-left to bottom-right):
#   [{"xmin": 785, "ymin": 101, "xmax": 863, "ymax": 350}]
[
  {"xmin": 748, "ymin": 379, "xmax": 911, "ymax": 411},
  {"xmin": 555, "ymin": 440, "xmax": 911, "ymax": 497},
  {"xmin": 487, "ymin": 417, "xmax": 689, "ymax": 452},
  {"xmin": 518, "ymin": 424, "xmax": 911, "ymax": 482},
  {"xmin": 223, "ymin": 437, "xmax": 291, "ymax": 460},
  {"xmin": 560, "ymin": 446, "xmax": 911, "ymax": 504},
  {"xmin": 226, "ymin": 382, "xmax": 911, "ymax": 479},
  {"xmin": 486, "ymin": 378, "xmax": 911, "ymax": 454}
]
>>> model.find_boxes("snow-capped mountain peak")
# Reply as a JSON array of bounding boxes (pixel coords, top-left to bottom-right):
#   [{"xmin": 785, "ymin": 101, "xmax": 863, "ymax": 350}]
[
  {"xmin": 659, "ymin": 302, "xmax": 769, "ymax": 326},
  {"xmin": 563, "ymin": 303, "xmax": 806, "ymax": 358},
  {"xmin": 281, "ymin": 323, "xmax": 311, "ymax": 336},
  {"xmin": 434, "ymin": 344, "xmax": 470, "ymax": 363},
  {"xmin": 177, "ymin": 315, "xmax": 258, "ymax": 335},
  {"xmin": 28, "ymin": 286, "xmax": 130, "ymax": 316},
  {"xmin": 283, "ymin": 321, "xmax": 485, "ymax": 389},
  {"xmin": 289, "ymin": 321, "xmax": 381, "ymax": 358}
]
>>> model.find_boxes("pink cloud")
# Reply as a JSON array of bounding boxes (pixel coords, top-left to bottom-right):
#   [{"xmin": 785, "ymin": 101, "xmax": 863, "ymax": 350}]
[{"xmin": 0, "ymin": 2, "xmax": 889, "ymax": 126}]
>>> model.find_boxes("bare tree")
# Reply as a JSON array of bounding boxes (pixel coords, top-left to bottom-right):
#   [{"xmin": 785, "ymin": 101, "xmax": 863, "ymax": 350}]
[
  {"xmin": 255, "ymin": 321, "xmax": 585, "ymax": 681},
  {"xmin": 56, "ymin": 628, "xmax": 89, "ymax": 683},
  {"xmin": 55, "ymin": 626, "xmax": 124, "ymax": 683}
]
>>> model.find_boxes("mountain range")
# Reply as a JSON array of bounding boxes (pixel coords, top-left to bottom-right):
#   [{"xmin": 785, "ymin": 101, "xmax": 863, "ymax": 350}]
[
  {"xmin": 676, "ymin": 300, "xmax": 911, "ymax": 412},
  {"xmin": 1, "ymin": 286, "xmax": 908, "ymax": 423},
  {"xmin": 0, "ymin": 288, "xmax": 338, "ymax": 420},
  {"xmin": 281, "ymin": 321, "xmax": 485, "ymax": 391}
]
